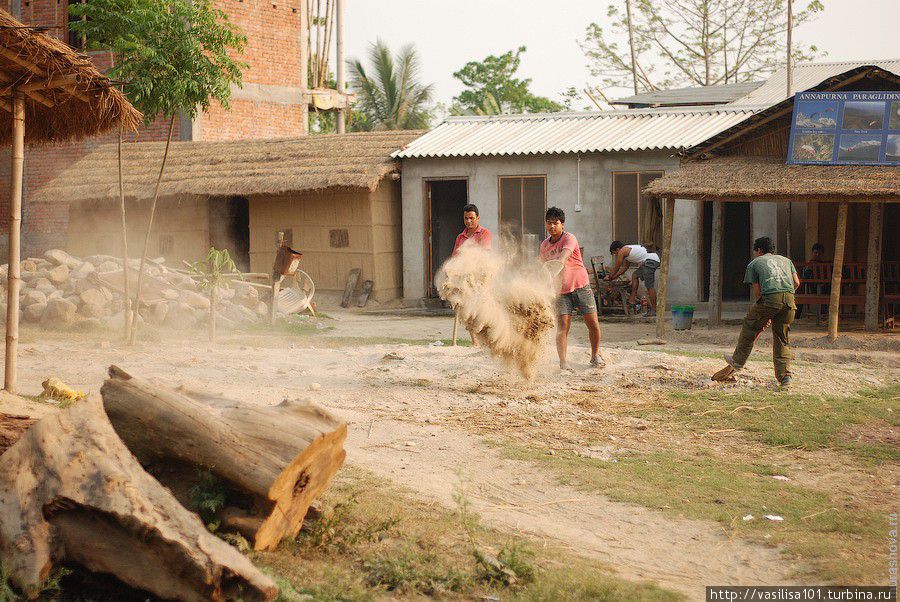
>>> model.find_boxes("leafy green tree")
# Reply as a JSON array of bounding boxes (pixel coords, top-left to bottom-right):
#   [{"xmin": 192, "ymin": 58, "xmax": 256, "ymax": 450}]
[
  {"xmin": 580, "ymin": 0, "xmax": 824, "ymax": 92},
  {"xmin": 451, "ymin": 47, "xmax": 563, "ymax": 115},
  {"xmin": 70, "ymin": 0, "xmax": 246, "ymax": 344},
  {"xmin": 348, "ymin": 39, "xmax": 434, "ymax": 130}
]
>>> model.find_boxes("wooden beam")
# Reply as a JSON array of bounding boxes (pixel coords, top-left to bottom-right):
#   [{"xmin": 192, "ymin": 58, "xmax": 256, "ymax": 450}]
[
  {"xmin": 19, "ymin": 74, "xmax": 79, "ymax": 92},
  {"xmin": 655, "ymin": 197, "xmax": 675, "ymax": 339},
  {"xmin": 865, "ymin": 203, "xmax": 883, "ymax": 331},
  {"xmin": 5, "ymin": 92, "xmax": 24, "ymax": 393},
  {"xmin": 0, "ymin": 50, "xmax": 89, "ymax": 103},
  {"xmin": 708, "ymin": 201, "xmax": 724, "ymax": 327},
  {"xmin": 827, "ymin": 202, "xmax": 848, "ymax": 342}
]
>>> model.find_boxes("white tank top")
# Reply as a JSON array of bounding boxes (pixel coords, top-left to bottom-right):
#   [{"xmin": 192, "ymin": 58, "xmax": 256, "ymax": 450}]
[{"xmin": 625, "ymin": 245, "xmax": 659, "ymax": 265}]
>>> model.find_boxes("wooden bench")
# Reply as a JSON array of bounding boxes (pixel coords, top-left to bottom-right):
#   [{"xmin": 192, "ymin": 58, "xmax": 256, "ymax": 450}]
[
  {"xmin": 882, "ymin": 261, "xmax": 900, "ymax": 329},
  {"xmin": 795, "ymin": 262, "xmax": 867, "ymax": 319}
]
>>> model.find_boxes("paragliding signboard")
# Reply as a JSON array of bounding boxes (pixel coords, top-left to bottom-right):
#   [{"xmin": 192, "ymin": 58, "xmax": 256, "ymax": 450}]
[{"xmin": 787, "ymin": 91, "xmax": 900, "ymax": 165}]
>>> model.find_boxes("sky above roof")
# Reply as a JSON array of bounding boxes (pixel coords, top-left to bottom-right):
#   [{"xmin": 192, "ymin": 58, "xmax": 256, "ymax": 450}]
[{"xmin": 343, "ymin": 0, "xmax": 899, "ymax": 108}]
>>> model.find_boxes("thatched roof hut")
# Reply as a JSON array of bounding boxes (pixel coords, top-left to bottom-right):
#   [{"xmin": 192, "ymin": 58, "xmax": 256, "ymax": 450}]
[
  {"xmin": 0, "ymin": 9, "xmax": 141, "ymax": 144},
  {"xmin": 645, "ymin": 156, "xmax": 900, "ymax": 203},
  {"xmin": 34, "ymin": 130, "xmax": 424, "ymax": 203}
]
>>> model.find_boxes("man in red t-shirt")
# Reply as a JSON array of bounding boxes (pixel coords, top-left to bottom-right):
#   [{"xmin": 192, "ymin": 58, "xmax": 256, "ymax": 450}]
[
  {"xmin": 451, "ymin": 204, "xmax": 492, "ymax": 346},
  {"xmin": 452, "ymin": 203, "xmax": 492, "ymax": 255},
  {"xmin": 539, "ymin": 207, "xmax": 603, "ymax": 370}
]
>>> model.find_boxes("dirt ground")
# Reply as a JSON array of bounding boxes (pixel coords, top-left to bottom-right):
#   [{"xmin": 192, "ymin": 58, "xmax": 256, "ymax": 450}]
[{"xmin": 11, "ymin": 311, "xmax": 899, "ymax": 600}]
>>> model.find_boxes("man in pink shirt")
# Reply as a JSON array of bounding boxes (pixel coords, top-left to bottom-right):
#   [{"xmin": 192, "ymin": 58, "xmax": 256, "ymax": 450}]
[
  {"xmin": 540, "ymin": 207, "xmax": 603, "ymax": 370},
  {"xmin": 451, "ymin": 204, "xmax": 492, "ymax": 346},
  {"xmin": 452, "ymin": 204, "xmax": 492, "ymax": 255}
]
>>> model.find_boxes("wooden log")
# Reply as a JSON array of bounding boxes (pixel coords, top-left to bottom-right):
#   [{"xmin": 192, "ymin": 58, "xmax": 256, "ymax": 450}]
[
  {"xmin": 100, "ymin": 366, "xmax": 347, "ymax": 551},
  {"xmin": 0, "ymin": 399, "xmax": 277, "ymax": 600},
  {"xmin": 865, "ymin": 203, "xmax": 883, "ymax": 331},
  {"xmin": 708, "ymin": 201, "xmax": 724, "ymax": 327},
  {"xmin": 828, "ymin": 202, "xmax": 848, "ymax": 341},
  {"xmin": 655, "ymin": 197, "xmax": 675, "ymax": 339}
]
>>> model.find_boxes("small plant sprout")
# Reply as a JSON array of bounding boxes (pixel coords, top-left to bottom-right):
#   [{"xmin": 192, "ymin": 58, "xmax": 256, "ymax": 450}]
[{"xmin": 190, "ymin": 247, "xmax": 242, "ymax": 343}]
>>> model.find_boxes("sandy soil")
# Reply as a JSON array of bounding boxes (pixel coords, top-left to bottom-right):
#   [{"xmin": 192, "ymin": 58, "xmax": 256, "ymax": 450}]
[{"xmin": 10, "ymin": 312, "xmax": 899, "ymax": 600}]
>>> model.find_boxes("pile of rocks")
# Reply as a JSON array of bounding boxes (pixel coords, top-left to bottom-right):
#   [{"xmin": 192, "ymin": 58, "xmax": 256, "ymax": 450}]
[{"xmin": 0, "ymin": 249, "xmax": 271, "ymax": 330}]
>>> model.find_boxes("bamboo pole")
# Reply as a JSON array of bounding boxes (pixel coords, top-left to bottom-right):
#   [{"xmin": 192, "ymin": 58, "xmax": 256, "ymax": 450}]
[
  {"xmin": 335, "ymin": 0, "xmax": 345, "ymax": 129},
  {"xmin": 864, "ymin": 203, "xmax": 883, "ymax": 331},
  {"xmin": 452, "ymin": 308, "xmax": 459, "ymax": 346},
  {"xmin": 708, "ymin": 201, "xmax": 724, "ymax": 327},
  {"xmin": 129, "ymin": 115, "xmax": 176, "ymax": 344},
  {"xmin": 270, "ymin": 231, "xmax": 284, "ymax": 325},
  {"xmin": 827, "ymin": 202, "xmax": 848, "ymax": 341},
  {"xmin": 299, "ymin": 0, "xmax": 310, "ymax": 135},
  {"xmin": 655, "ymin": 197, "xmax": 675, "ymax": 340},
  {"xmin": 4, "ymin": 92, "xmax": 24, "ymax": 393},
  {"xmin": 118, "ymin": 128, "xmax": 131, "ymax": 342}
]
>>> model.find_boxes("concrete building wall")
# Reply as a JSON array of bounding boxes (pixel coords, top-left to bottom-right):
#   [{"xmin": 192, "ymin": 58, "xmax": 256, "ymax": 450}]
[
  {"xmin": 400, "ymin": 152, "xmax": 701, "ymax": 303},
  {"xmin": 248, "ymin": 183, "xmax": 402, "ymax": 302}
]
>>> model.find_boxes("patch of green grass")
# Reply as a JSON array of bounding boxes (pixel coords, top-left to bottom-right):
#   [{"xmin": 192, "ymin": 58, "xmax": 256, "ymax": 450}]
[
  {"xmin": 634, "ymin": 385, "xmax": 900, "ymax": 462},
  {"xmin": 254, "ymin": 465, "xmax": 681, "ymax": 601},
  {"xmin": 494, "ymin": 441, "xmax": 890, "ymax": 584}
]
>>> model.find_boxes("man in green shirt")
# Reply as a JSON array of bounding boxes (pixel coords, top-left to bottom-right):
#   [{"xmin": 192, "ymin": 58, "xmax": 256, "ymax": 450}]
[{"xmin": 724, "ymin": 236, "xmax": 800, "ymax": 387}]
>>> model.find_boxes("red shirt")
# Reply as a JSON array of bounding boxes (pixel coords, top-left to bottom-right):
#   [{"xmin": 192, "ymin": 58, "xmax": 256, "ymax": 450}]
[
  {"xmin": 540, "ymin": 231, "xmax": 590, "ymax": 294},
  {"xmin": 452, "ymin": 226, "xmax": 493, "ymax": 255}
]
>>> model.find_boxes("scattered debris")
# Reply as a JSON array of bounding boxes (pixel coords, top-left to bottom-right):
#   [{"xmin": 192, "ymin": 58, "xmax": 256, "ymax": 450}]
[
  {"xmin": 742, "ymin": 514, "xmax": 755, "ymax": 521},
  {"xmin": 382, "ymin": 352, "xmax": 405, "ymax": 360},
  {"xmin": 771, "ymin": 475, "xmax": 790, "ymax": 481},
  {"xmin": 763, "ymin": 515, "xmax": 784, "ymax": 522},
  {"xmin": 40, "ymin": 377, "xmax": 86, "ymax": 404},
  {"xmin": 637, "ymin": 338, "xmax": 667, "ymax": 345}
]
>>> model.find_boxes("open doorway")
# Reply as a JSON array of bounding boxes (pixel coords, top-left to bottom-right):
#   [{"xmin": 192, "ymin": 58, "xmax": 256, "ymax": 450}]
[
  {"xmin": 208, "ymin": 196, "xmax": 250, "ymax": 271},
  {"xmin": 426, "ymin": 179, "xmax": 468, "ymax": 297},
  {"xmin": 702, "ymin": 201, "xmax": 751, "ymax": 301}
]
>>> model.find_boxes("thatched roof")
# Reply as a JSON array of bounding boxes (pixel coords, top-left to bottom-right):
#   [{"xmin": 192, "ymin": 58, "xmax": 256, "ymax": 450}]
[
  {"xmin": 0, "ymin": 10, "xmax": 141, "ymax": 145},
  {"xmin": 34, "ymin": 130, "xmax": 424, "ymax": 203},
  {"xmin": 645, "ymin": 156, "xmax": 900, "ymax": 203}
]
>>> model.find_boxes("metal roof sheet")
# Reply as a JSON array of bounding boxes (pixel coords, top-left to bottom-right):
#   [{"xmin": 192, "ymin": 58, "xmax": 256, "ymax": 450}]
[
  {"xmin": 612, "ymin": 81, "xmax": 763, "ymax": 106},
  {"xmin": 729, "ymin": 59, "xmax": 900, "ymax": 106},
  {"xmin": 392, "ymin": 106, "xmax": 764, "ymax": 159}
]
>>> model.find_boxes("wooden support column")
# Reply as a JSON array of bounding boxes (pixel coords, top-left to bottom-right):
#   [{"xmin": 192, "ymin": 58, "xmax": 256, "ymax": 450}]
[
  {"xmin": 4, "ymin": 93, "xmax": 24, "ymax": 393},
  {"xmin": 708, "ymin": 200, "xmax": 724, "ymax": 327},
  {"xmin": 270, "ymin": 231, "xmax": 284, "ymax": 325},
  {"xmin": 299, "ymin": 0, "xmax": 310, "ymax": 135},
  {"xmin": 335, "ymin": 0, "xmax": 346, "ymax": 133},
  {"xmin": 827, "ymin": 202, "xmax": 848, "ymax": 341},
  {"xmin": 865, "ymin": 202, "xmax": 883, "ymax": 331},
  {"xmin": 655, "ymin": 197, "xmax": 675, "ymax": 339}
]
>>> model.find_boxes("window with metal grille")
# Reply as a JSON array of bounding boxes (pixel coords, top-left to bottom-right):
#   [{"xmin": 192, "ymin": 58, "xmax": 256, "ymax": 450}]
[
  {"xmin": 158, "ymin": 234, "xmax": 174, "ymax": 257},
  {"xmin": 329, "ymin": 229, "xmax": 349, "ymax": 248}
]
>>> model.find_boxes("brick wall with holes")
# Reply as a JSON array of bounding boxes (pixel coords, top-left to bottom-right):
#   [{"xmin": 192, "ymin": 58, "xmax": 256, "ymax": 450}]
[{"xmin": 0, "ymin": 0, "xmax": 308, "ymax": 258}]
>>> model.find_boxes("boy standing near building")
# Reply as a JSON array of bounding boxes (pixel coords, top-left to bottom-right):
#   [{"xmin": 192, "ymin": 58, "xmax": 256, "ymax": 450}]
[
  {"xmin": 540, "ymin": 207, "xmax": 603, "ymax": 370},
  {"xmin": 724, "ymin": 236, "xmax": 800, "ymax": 388},
  {"xmin": 452, "ymin": 204, "xmax": 492, "ymax": 346}
]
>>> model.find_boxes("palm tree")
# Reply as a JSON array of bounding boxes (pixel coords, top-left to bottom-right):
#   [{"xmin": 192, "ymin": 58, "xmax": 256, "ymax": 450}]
[{"xmin": 349, "ymin": 39, "xmax": 434, "ymax": 130}]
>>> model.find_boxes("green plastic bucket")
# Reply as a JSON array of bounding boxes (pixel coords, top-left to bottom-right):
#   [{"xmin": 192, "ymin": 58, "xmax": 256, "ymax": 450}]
[{"xmin": 672, "ymin": 305, "xmax": 695, "ymax": 330}]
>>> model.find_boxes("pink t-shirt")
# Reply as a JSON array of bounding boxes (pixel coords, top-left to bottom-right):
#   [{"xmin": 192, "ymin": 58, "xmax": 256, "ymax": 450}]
[
  {"xmin": 452, "ymin": 226, "xmax": 493, "ymax": 255},
  {"xmin": 540, "ymin": 231, "xmax": 590, "ymax": 294}
]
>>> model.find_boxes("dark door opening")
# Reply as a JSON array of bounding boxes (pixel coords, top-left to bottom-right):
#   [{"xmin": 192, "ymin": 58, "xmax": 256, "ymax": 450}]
[
  {"xmin": 702, "ymin": 201, "xmax": 751, "ymax": 301},
  {"xmin": 427, "ymin": 179, "xmax": 468, "ymax": 297},
  {"xmin": 208, "ymin": 196, "xmax": 251, "ymax": 271}
]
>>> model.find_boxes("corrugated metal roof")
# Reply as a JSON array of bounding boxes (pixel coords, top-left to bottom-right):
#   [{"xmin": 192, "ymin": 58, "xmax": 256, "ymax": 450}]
[
  {"xmin": 612, "ymin": 81, "xmax": 763, "ymax": 106},
  {"xmin": 392, "ymin": 106, "xmax": 765, "ymax": 159},
  {"xmin": 730, "ymin": 59, "xmax": 900, "ymax": 106}
]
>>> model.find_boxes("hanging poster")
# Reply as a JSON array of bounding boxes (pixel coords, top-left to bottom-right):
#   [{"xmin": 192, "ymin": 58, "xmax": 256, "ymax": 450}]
[{"xmin": 787, "ymin": 91, "xmax": 900, "ymax": 165}]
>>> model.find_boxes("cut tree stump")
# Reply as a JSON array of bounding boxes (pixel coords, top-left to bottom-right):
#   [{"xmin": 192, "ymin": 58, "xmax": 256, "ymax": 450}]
[
  {"xmin": 101, "ymin": 366, "xmax": 347, "ymax": 551},
  {"xmin": 0, "ymin": 398, "xmax": 277, "ymax": 601}
]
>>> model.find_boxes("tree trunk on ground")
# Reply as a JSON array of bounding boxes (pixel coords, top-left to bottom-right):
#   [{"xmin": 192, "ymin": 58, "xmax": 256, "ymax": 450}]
[
  {"xmin": 100, "ymin": 366, "xmax": 347, "ymax": 551},
  {"xmin": 129, "ymin": 115, "xmax": 176, "ymax": 345},
  {"xmin": 0, "ymin": 398, "xmax": 277, "ymax": 601}
]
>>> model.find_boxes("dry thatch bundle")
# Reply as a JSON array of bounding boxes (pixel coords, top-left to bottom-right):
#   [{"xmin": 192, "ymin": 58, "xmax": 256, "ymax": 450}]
[
  {"xmin": 33, "ymin": 130, "xmax": 424, "ymax": 203},
  {"xmin": 646, "ymin": 156, "xmax": 900, "ymax": 201},
  {"xmin": 0, "ymin": 10, "xmax": 141, "ymax": 145}
]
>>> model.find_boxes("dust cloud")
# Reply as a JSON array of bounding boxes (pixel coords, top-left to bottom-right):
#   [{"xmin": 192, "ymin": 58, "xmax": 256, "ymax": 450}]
[{"xmin": 436, "ymin": 241, "xmax": 556, "ymax": 379}]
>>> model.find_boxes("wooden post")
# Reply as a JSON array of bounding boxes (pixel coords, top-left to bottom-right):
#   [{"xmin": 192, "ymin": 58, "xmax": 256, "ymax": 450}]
[
  {"xmin": 708, "ymin": 201, "xmax": 724, "ymax": 327},
  {"xmin": 299, "ymin": 0, "xmax": 310, "ymax": 135},
  {"xmin": 4, "ymin": 92, "xmax": 24, "ymax": 393},
  {"xmin": 827, "ymin": 202, "xmax": 848, "ymax": 341},
  {"xmin": 865, "ymin": 203, "xmax": 883, "ymax": 331},
  {"xmin": 335, "ymin": 0, "xmax": 346, "ymax": 133},
  {"xmin": 452, "ymin": 308, "xmax": 459, "ymax": 346},
  {"xmin": 655, "ymin": 197, "xmax": 675, "ymax": 340},
  {"xmin": 270, "ymin": 231, "xmax": 284, "ymax": 325}
]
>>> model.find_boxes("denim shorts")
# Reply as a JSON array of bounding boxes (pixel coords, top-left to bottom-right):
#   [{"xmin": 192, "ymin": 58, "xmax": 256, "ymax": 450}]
[
  {"xmin": 636, "ymin": 259, "xmax": 660, "ymax": 289},
  {"xmin": 557, "ymin": 284, "xmax": 598, "ymax": 316}
]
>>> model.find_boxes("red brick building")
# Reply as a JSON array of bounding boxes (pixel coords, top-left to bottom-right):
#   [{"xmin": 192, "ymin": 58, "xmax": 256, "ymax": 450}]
[{"xmin": 0, "ymin": 0, "xmax": 309, "ymax": 256}]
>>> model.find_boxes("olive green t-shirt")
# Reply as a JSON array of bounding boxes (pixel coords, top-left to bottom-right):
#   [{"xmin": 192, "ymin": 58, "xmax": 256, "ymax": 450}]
[{"xmin": 744, "ymin": 254, "xmax": 797, "ymax": 295}]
